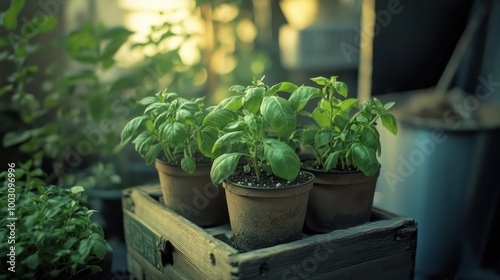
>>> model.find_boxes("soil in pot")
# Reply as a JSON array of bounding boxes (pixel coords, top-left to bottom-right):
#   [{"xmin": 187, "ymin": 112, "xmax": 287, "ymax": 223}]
[
  {"xmin": 223, "ymin": 168, "xmax": 314, "ymax": 251},
  {"xmin": 302, "ymin": 162, "xmax": 379, "ymax": 233},
  {"xmin": 155, "ymin": 159, "xmax": 228, "ymax": 227}
]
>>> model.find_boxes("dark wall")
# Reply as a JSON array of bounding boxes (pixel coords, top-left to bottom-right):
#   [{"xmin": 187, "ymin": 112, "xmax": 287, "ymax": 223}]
[{"xmin": 371, "ymin": 0, "xmax": 474, "ymax": 95}]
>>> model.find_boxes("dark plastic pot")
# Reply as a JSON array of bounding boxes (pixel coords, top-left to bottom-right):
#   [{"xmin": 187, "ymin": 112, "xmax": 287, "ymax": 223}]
[
  {"xmin": 303, "ymin": 167, "xmax": 379, "ymax": 233},
  {"xmin": 155, "ymin": 159, "xmax": 228, "ymax": 227},
  {"xmin": 222, "ymin": 172, "xmax": 314, "ymax": 251}
]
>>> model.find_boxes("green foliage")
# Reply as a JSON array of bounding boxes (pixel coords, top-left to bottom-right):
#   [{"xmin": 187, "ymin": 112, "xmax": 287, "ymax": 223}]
[
  {"xmin": 121, "ymin": 89, "xmax": 209, "ymax": 173},
  {"xmin": 0, "ymin": 162, "xmax": 112, "ymax": 279},
  {"xmin": 299, "ymin": 76, "xmax": 398, "ymax": 176},
  {"xmin": 1, "ymin": 3, "xmax": 136, "ymax": 186},
  {"xmin": 0, "ymin": 1, "xmax": 133, "ymax": 162},
  {"xmin": 200, "ymin": 77, "xmax": 319, "ymax": 186}
]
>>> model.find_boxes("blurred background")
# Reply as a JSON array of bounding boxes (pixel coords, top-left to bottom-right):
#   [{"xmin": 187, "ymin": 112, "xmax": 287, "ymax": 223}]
[{"xmin": 1, "ymin": 0, "xmax": 499, "ymax": 279}]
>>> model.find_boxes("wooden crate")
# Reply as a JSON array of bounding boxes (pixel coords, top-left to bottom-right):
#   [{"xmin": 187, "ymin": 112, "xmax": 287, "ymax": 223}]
[{"xmin": 122, "ymin": 185, "xmax": 417, "ymax": 280}]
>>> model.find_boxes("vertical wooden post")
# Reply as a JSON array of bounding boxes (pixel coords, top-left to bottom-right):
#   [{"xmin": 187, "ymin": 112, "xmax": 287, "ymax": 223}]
[{"xmin": 357, "ymin": 0, "xmax": 375, "ymax": 103}]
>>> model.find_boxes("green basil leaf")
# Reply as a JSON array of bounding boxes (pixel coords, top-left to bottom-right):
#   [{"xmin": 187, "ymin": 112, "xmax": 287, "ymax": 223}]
[
  {"xmin": 228, "ymin": 85, "xmax": 246, "ymax": 93},
  {"xmin": 211, "ymin": 153, "xmax": 242, "ymax": 186},
  {"xmin": 242, "ymin": 87, "xmax": 264, "ymax": 114},
  {"xmin": 145, "ymin": 143, "xmax": 162, "ymax": 165},
  {"xmin": 121, "ymin": 116, "xmax": 148, "ymax": 144},
  {"xmin": 381, "ymin": 112, "xmax": 398, "ymax": 135},
  {"xmin": 383, "ymin": 101, "xmax": 396, "ymax": 111},
  {"xmin": 268, "ymin": 81, "xmax": 299, "ymax": 95},
  {"xmin": 181, "ymin": 157, "xmax": 196, "ymax": 174},
  {"xmin": 216, "ymin": 95, "xmax": 242, "ymax": 111},
  {"xmin": 263, "ymin": 139, "xmax": 300, "ymax": 181},
  {"xmin": 212, "ymin": 131, "xmax": 246, "ymax": 154},
  {"xmin": 138, "ymin": 96, "xmax": 158, "ymax": 106},
  {"xmin": 324, "ymin": 151, "xmax": 341, "ymax": 172},
  {"xmin": 196, "ymin": 125, "xmax": 219, "ymax": 158},
  {"xmin": 289, "ymin": 86, "xmax": 321, "ymax": 113},
  {"xmin": 314, "ymin": 129, "xmax": 334, "ymax": 148},
  {"xmin": 162, "ymin": 122, "xmax": 188, "ymax": 146},
  {"xmin": 261, "ymin": 96, "xmax": 296, "ymax": 139},
  {"xmin": 312, "ymin": 107, "xmax": 330, "ymax": 128},
  {"xmin": 351, "ymin": 143, "xmax": 378, "ymax": 176},
  {"xmin": 202, "ymin": 108, "xmax": 238, "ymax": 128},
  {"xmin": 334, "ymin": 81, "xmax": 348, "ymax": 98},
  {"xmin": 310, "ymin": 76, "xmax": 328, "ymax": 86}
]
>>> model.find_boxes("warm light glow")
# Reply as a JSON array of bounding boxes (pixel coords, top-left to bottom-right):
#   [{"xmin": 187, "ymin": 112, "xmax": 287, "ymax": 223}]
[
  {"xmin": 213, "ymin": 3, "xmax": 240, "ymax": 23},
  {"xmin": 211, "ymin": 50, "xmax": 237, "ymax": 74},
  {"xmin": 179, "ymin": 39, "xmax": 201, "ymax": 66},
  {"xmin": 279, "ymin": 0, "xmax": 319, "ymax": 29},
  {"xmin": 236, "ymin": 19, "xmax": 257, "ymax": 43},
  {"xmin": 117, "ymin": 0, "xmax": 202, "ymax": 66},
  {"xmin": 117, "ymin": 0, "xmax": 194, "ymax": 11}
]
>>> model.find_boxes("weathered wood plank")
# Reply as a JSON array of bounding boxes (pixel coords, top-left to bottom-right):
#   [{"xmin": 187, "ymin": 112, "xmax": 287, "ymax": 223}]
[
  {"xmin": 233, "ymin": 218, "xmax": 416, "ymax": 279},
  {"xmin": 128, "ymin": 246, "xmax": 186, "ymax": 280},
  {"xmin": 309, "ymin": 252, "xmax": 415, "ymax": 280},
  {"xmin": 124, "ymin": 188, "xmax": 239, "ymax": 279}
]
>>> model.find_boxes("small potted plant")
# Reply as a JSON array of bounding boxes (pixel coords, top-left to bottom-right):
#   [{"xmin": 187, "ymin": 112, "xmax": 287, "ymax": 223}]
[
  {"xmin": 198, "ymin": 77, "xmax": 317, "ymax": 251},
  {"xmin": 0, "ymin": 162, "xmax": 113, "ymax": 279},
  {"xmin": 121, "ymin": 89, "xmax": 228, "ymax": 227},
  {"xmin": 298, "ymin": 76, "xmax": 398, "ymax": 233}
]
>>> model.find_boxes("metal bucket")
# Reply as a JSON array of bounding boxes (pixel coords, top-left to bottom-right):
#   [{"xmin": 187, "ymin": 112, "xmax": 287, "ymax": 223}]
[{"xmin": 373, "ymin": 90, "xmax": 500, "ymax": 279}]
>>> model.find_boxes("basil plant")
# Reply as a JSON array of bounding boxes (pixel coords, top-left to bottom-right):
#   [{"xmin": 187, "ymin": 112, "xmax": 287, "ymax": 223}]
[
  {"xmin": 299, "ymin": 76, "xmax": 398, "ymax": 176},
  {"xmin": 197, "ymin": 77, "xmax": 321, "ymax": 186},
  {"xmin": 121, "ymin": 89, "xmax": 208, "ymax": 173}
]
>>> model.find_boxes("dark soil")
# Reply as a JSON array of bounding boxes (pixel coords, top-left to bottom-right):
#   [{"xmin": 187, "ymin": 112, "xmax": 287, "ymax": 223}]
[
  {"xmin": 300, "ymin": 159, "xmax": 360, "ymax": 173},
  {"xmin": 228, "ymin": 165, "xmax": 314, "ymax": 189}
]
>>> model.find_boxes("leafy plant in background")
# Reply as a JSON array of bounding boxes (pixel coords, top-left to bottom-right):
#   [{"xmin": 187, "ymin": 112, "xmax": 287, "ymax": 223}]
[
  {"xmin": 299, "ymin": 76, "xmax": 398, "ymax": 176},
  {"xmin": 0, "ymin": 0, "xmax": 58, "ymax": 167},
  {"xmin": 198, "ymin": 76, "xmax": 320, "ymax": 186},
  {"xmin": 0, "ymin": 161, "xmax": 112, "ymax": 279},
  {"xmin": 1, "ymin": 0, "xmax": 136, "ymax": 185},
  {"xmin": 121, "ymin": 89, "xmax": 209, "ymax": 173}
]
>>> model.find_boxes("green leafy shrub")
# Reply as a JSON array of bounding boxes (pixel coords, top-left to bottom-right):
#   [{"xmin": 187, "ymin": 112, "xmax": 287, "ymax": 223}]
[
  {"xmin": 299, "ymin": 76, "xmax": 398, "ymax": 176},
  {"xmin": 0, "ymin": 161, "xmax": 112, "ymax": 279},
  {"xmin": 121, "ymin": 89, "xmax": 209, "ymax": 173},
  {"xmin": 198, "ymin": 76, "xmax": 320, "ymax": 186}
]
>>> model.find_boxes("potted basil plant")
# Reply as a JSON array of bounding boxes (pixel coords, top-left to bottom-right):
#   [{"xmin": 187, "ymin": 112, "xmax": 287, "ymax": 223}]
[
  {"xmin": 197, "ymin": 77, "xmax": 318, "ymax": 251},
  {"xmin": 120, "ymin": 89, "xmax": 227, "ymax": 227},
  {"xmin": 299, "ymin": 75, "xmax": 398, "ymax": 233}
]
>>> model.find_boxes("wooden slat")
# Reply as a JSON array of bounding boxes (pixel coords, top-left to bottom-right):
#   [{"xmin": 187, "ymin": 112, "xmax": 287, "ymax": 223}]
[
  {"xmin": 232, "ymin": 217, "xmax": 416, "ymax": 279},
  {"xmin": 128, "ymin": 247, "xmax": 185, "ymax": 280},
  {"xmin": 125, "ymin": 188, "xmax": 239, "ymax": 280},
  {"xmin": 311, "ymin": 252, "xmax": 415, "ymax": 280}
]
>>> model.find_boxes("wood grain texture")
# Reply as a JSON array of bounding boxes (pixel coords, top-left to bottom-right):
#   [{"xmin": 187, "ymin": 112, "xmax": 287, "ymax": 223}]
[{"xmin": 124, "ymin": 185, "xmax": 417, "ymax": 280}]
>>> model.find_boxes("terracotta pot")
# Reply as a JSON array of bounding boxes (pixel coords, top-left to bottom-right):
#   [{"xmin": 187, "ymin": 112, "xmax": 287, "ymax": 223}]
[
  {"xmin": 155, "ymin": 159, "xmax": 228, "ymax": 227},
  {"xmin": 222, "ymin": 172, "xmax": 314, "ymax": 251},
  {"xmin": 303, "ymin": 168, "xmax": 379, "ymax": 233}
]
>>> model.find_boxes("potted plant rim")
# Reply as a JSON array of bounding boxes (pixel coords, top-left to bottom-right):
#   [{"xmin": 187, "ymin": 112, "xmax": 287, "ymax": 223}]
[
  {"xmin": 121, "ymin": 89, "xmax": 228, "ymax": 227},
  {"xmin": 198, "ymin": 77, "xmax": 319, "ymax": 251},
  {"xmin": 298, "ymin": 76, "xmax": 398, "ymax": 233},
  {"xmin": 0, "ymin": 162, "xmax": 113, "ymax": 280}
]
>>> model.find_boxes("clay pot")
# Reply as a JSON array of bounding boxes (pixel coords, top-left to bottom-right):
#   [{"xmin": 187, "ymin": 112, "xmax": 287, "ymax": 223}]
[
  {"xmin": 304, "ymin": 168, "xmax": 379, "ymax": 233},
  {"xmin": 155, "ymin": 159, "xmax": 228, "ymax": 227},
  {"xmin": 222, "ymin": 172, "xmax": 314, "ymax": 251}
]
